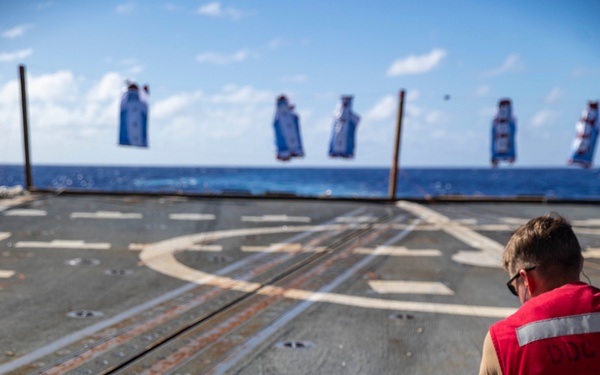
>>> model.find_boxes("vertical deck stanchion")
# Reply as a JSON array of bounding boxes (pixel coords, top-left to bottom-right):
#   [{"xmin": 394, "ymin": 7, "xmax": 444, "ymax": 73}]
[
  {"xmin": 388, "ymin": 90, "xmax": 405, "ymax": 200},
  {"xmin": 19, "ymin": 65, "xmax": 33, "ymax": 191}
]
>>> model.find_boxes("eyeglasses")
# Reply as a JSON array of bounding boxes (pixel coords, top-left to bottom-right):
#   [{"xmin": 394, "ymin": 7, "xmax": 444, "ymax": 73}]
[{"xmin": 506, "ymin": 266, "xmax": 536, "ymax": 296}]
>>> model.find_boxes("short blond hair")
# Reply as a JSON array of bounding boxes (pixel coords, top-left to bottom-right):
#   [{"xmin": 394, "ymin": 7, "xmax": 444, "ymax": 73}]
[{"xmin": 503, "ymin": 214, "xmax": 581, "ymax": 275}]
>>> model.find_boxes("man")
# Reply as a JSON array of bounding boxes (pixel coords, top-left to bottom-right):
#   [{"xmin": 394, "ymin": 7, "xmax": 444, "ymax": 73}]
[{"xmin": 479, "ymin": 214, "xmax": 600, "ymax": 374}]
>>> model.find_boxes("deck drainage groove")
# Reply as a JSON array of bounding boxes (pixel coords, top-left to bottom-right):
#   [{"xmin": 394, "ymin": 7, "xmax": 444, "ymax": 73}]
[
  {"xmin": 275, "ymin": 340, "xmax": 314, "ymax": 349},
  {"xmin": 389, "ymin": 313, "xmax": 415, "ymax": 320},
  {"xmin": 66, "ymin": 310, "xmax": 104, "ymax": 319},
  {"xmin": 104, "ymin": 269, "xmax": 134, "ymax": 276},
  {"xmin": 66, "ymin": 258, "xmax": 101, "ymax": 266},
  {"xmin": 207, "ymin": 255, "xmax": 234, "ymax": 263}
]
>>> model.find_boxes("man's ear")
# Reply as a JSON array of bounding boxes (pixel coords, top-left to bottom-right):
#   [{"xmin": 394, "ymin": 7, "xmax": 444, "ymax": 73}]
[{"xmin": 521, "ymin": 269, "xmax": 537, "ymax": 296}]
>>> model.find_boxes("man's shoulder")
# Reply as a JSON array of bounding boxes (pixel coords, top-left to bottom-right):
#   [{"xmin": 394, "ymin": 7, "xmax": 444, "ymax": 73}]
[{"xmin": 494, "ymin": 283, "xmax": 600, "ymax": 332}]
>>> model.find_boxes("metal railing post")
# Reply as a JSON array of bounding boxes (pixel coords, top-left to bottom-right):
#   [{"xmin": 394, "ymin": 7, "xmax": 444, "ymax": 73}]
[
  {"xmin": 388, "ymin": 90, "xmax": 405, "ymax": 200},
  {"xmin": 19, "ymin": 64, "xmax": 33, "ymax": 191}
]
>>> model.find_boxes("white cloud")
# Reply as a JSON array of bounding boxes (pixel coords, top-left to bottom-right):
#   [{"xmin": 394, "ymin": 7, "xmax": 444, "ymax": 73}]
[
  {"xmin": 530, "ymin": 109, "xmax": 560, "ymax": 127},
  {"xmin": 154, "ymin": 85, "xmax": 273, "ymax": 143},
  {"xmin": 405, "ymin": 103, "xmax": 424, "ymax": 119},
  {"xmin": 475, "ymin": 86, "xmax": 490, "ymax": 97},
  {"xmin": 364, "ymin": 95, "xmax": 396, "ymax": 121},
  {"xmin": 198, "ymin": 107, "xmax": 269, "ymax": 139},
  {"xmin": 31, "ymin": 102, "xmax": 78, "ymax": 128},
  {"xmin": 153, "ymin": 91, "xmax": 203, "ymax": 119},
  {"xmin": 196, "ymin": 2, "xmax": 243, "ymax": 20},
  {"xmin": 545, "ymin": 87, "xmax": 562, "ymax": 103},
  {"xmin": 116, "ymin": 2, "xmax": 136, "ymax": 15},
  {"xmin": 485, "ymin": 54, "xmax": 521, "ymax": 76},
  {"xmin": 87, "ymin": 72, "xmax": 124, "ymax": 102},
  {"xmin": 0, "ymin": 49, "xmax": 33, "ymax": 62},
  {"xmin": 28, "ymin": 70, "xmax": 78, "ymax": 101},
  {"xmin": 197, "ymin": 1, "xmax": 222, "ymax": 16},
  {"xmin": 399, "ymin": 90, "xmax": 423, "ymax": 119},
  {"xmin": 406, "ymin": 90, "xmax": 420, "ymax": 101},
  {"xmin": 0, "ymin": 79, "xmax": 19, "ymax": 104},
  {"xmin": 2, "ymin": 24, "xmax": 34, "ymax": 39},
  {"xmin": 154, "ymin": 85, "xmax": 274, "ymax": 144},
  {"xmin": 119, "ymin": 58, "xmax": 145, "ymax": 75},
  {"xmin": 0, "ymin": 71, "xmax": 280, "ymax": 164},
  {"xmin": 425, "ymin": 111, "xmax": 444, "ymax": 125},
  {"xmin": 0, "ymin": 70, "xmax": 122, "ymax": 139},
  {"xmin": 211, "ymin": 84, "xmax": 272, "ymax": 104},
  {"xmin": 196, "ymin": 49, "xmax": 257, "ymax": 64},
  {"xmin": 297, "ymin": 108, "xmax": 313, "ymax": 122},
  {"xmin": 386, "ymin": 49, "xmax": 447, "ymax": 76}
]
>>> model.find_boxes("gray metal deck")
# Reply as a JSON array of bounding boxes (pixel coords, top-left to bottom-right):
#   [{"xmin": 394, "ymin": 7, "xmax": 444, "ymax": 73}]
[{"xmin": 0, "ymin": 193, "xmax": 598, "ymax": 374}]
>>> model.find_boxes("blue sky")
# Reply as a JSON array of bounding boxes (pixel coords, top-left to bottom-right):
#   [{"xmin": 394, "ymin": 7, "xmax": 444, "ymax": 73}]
[{"xmin": 0, "ymin": 0, "xmax": 599, "ymax": 167}]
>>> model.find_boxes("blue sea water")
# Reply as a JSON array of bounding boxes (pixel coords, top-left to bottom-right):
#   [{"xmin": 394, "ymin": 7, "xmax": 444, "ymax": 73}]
[{"xmin": 0, "ymin": 164, "xmax": 599, "ymax": 200}]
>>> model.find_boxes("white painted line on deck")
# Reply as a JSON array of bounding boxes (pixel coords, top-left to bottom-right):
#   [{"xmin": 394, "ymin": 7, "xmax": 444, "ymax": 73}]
[
  {"xmin": 309, "ymin": 291, "xmax": 514, "ymax": 316},
  {"xmin": 397, "ymin": 201, "xmax": 504, "ymax": 268},
  {"xmin": 0, "ymin": 232, "xmax": 11, "ymax": 241},
  {"xmin": 389, "ymin": 223, "xmax": 516, "ymax": 232},
  {"xmin": 393, "ymin": 220, "xmax": 596, "ymax": 236},
  {"xmin": 15, "ymin": 240, "xmax": 111, "ymax": 250},
  {"xmin": 572, "ymin": 219, "xmax": 600, "ymax": 227},
  {"xmin": 3, "ymin": 209, "xmax": 47, "ymax": 216},
  {"xmin": 388, "ymin": 223, "xmax": 441, "ymax": 231},
  {"xmin": 335, "ymin": 215, "xmax": 376, "ymax": 223},
  {"xmin": 354, "ymin": 246, "xmax": 441, "ymax": 257},
  {"xmin": 0, "ymin": 282, "xmax": 204, "ymax": 375},
  {"xmin": 455, "ymin": 218, "xmax": 478, "ymax": 225},
  {"xmin": 241, "ymin": 215, "xmax": 311, "ymax": 223},
  {"xmin": 471, "ymin": 224, "xmax": 514, "ymax": 231},
  {"xmin": 132, "ymin": 243, "xmax": 223, "ymax": 252},
  {"xmin": 0, "ymin": 209, "xmax": 369, "ymax": 374},
  {"xmin": 574, "ymin": 228, "xmax": 600, "ymax": 236},
  {"xmin": 583, "ymin": 247, "xmax": 600, "ymax": 259},
  {"xmin": 368, "ymin": 280, "xmax": 454, "ymax": 295},
  {"xmin": 0, "ymin": 270, "xmax": 15, "ymax": 278},
  {"xmin": 241, "ymin": 243, "xmax": 327, "ymax": 253},
  {"xmin": 0, "ymin": 195, "xmax": 32, "ymax": 212},
  {"xmin": 169, "ymin": 213, "xmax": 216, "ymax": 221},
  {"xmin": 208, "ymin": 217, "xmax": 517, "ymax": 375},
  {"xmin": 140, "ymin": 225, "xmax": 347, "ymax": 293},
  {"xmin": 499, "ymin": 217, "xmax": 528, "ymax": 225},
  {"xmin": 70, "ymin": 211, "xmax": 143, "ymax": 219},
  {"xmin": 186, "ymin": 244, "xmax": 223, "ymax": 252}
]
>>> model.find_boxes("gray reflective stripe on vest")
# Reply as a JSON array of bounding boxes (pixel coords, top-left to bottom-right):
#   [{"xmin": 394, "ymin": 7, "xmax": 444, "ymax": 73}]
[{"xmin": 516, "ymin": 312, "xmax": 600, "ymax": 347}]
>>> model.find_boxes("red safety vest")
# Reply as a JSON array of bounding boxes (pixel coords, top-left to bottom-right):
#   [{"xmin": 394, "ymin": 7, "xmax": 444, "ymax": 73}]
[{"xmin": 490, "ymin": 282, "xmax": 600, "ymax": 375}]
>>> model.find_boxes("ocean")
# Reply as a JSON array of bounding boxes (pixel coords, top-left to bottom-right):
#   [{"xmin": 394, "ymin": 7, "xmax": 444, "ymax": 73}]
[{"xmin": 0, "ymin": 165, "xmax": 599, "ymax": 200}]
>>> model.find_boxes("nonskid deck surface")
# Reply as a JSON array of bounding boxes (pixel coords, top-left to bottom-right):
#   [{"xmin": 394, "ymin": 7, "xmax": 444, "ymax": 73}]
[{"xmin": 1, "ymin": 194, "xmax": 599, "ymax": 374}]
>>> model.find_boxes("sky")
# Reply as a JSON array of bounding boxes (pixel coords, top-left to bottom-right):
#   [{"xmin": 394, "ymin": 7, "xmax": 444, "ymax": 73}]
[{"xmin": 0, "ymin": 0, "xmax": 599, "ymax": 168}]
